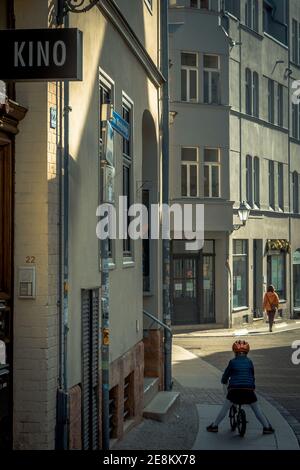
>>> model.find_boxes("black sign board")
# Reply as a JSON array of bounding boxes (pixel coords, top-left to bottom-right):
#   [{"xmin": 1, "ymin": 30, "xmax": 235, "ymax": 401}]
[{"xmin": 0, "ymin": 28, "xmax": 83, "ymax": 81}]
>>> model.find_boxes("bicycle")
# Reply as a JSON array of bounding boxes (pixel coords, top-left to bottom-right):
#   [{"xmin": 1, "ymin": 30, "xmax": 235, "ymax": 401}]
[{"xmin": 229, "ymin": 403, "xmax": 247, "ymax": 437}]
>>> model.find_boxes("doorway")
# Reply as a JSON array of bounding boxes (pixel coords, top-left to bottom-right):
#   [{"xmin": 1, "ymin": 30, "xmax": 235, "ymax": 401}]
[
  {"xmin": 171, "ymin": 241, "xmax": 216, "ymax": 325},
  {"xmin": 253, "ymin": 240, "xmax": 263, "ymax": 318},
  {"xmin": 0, "ymin": 142, "xmax": 13, "ymax": 449}
]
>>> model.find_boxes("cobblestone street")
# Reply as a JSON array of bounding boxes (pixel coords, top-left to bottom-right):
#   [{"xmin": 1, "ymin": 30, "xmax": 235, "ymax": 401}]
[{"xmin": 174, "ymin": 330, "xmax": 300, "ymax": 443}]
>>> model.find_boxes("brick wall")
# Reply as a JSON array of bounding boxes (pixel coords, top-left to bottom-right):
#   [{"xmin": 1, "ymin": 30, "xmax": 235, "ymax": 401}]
[{"xmin": 13, "ymin": 82, "xmax": 59, "ymax": 449}]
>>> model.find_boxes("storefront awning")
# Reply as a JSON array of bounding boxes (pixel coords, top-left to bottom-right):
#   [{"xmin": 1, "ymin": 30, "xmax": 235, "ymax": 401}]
[{"xmin": 266, "ymin": 239, "xmax": 291, "ymax": 254}]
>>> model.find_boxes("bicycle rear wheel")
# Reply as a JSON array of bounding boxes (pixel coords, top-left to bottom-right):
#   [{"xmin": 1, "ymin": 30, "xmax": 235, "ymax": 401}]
[{"xmin": 237, "ymin": 408, "xmax": 247, "ymax": 437}]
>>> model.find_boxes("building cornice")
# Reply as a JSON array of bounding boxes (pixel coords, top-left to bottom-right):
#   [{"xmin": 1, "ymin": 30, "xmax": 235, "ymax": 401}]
[
  {"xmin": 230, "ymin": 109, "xmax": 289, "ymax": 134},
  {"xmin": 98, "ymin": 0, "xmax": 165, "ymax": 88},
  {"xmin": 0, "ymin": 100, "xmax": 27, "ymax": 135}
]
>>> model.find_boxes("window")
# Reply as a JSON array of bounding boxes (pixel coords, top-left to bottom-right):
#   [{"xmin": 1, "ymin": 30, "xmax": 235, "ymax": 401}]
[
  {"xmin": 122, "ymin": 98, "xmax": 133, "ymax": 257},
  {"xmin": 293, "ymin": 250, "xmax": 300, "ymax": 309},
  {"xmin": 142, "ymin": 190, "xmax": 150, "ymax": 292},
  {"xmin": 225, "ymin": 0, "xmax": 240, "ymax": 18},
  {"xmin": 181, "ymin": 147, "xmax": 198, "ymax": 197},
  {"xmin": 253, "ymin": 156, "xmax": 260, "ymax": 207},
  {"xmin": 292, "ymin": 103, "xmax": 300, "ymax": 140},
  {"xmin": 100, "ymin": 77, "xmax": 113, "ymax": 257},
  {"xmin": 245, "ymin": 68, "xmax": 252, "ymax": 115},
  {"xmin": 253, "ymin": 72, "xmax": 259, "ymax": 117},
  {"xmin": 233, "ymin": 240, "xmax": 248, "ymax": 309},
  {"xmin": 293, "ymin": 171, "xmax": 299, "ymax": 214},
  {"xmin": 277, "ymin": 84, "xmax": 284, "ymax": 127},
  {"xmin": 267, "ymin": 253, "xmax": 286, "ymax": 300},
  {"xmin": 204, "ymin": 148, "xmax": 221, "ymax": 198},
  {"xmin": 246, "ymin": 155, "xmax": 253, "ymax": 207},
  {"xmin": 268, "ymin": 79, "xmax": 274, "ymax": 124},
  {"xmin": 100, "ymin": 82, "xmax": 112, "ymax": 141},
  {"xmin": 245, "ymin": 0, "xmax": 259, "ymax": 32},
  {"xmin": 204, "ymin": 55, "xmax": 220, "ymax": 104},
  {"xmin": 245, "ymin": 69, "xmax": 259, "ymax": 117},
  {"xmin": 292, "ymin": 19, "xmax": 299, "ymax": 64},
  {"xmin": 278, "ymin": 163, "xmax": 284, "ymax": 211},
  {"xmin": 181, "ymin": 52, "xmax": 198, "ymax": 102},
  {"xmin": 264, "ymin": 0, "xmax": 287, "ymax": 45},
  {"xmin": 190, "ymin": 0, "xmax": 211, "ymax": 8},
  {"xmin": 269, "ymin": 160, "xmax": 275, "ymax": 210},
  {"xmin": 246, "ymin": 155, "xmax": 260, "ymax": 208}
]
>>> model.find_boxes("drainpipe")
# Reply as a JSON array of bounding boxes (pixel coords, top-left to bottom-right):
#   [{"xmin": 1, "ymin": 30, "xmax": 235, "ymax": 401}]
[
  {"xmin": 161, "ymin": 0, "xmax": 172, "ymax": 391},
  {"xmin": 63, "ymin": 12, "xmax": 70, "ymax": 402},
  {"xmin": 56, "ymin": 13, "xmax": 70, "ymax": 451}
]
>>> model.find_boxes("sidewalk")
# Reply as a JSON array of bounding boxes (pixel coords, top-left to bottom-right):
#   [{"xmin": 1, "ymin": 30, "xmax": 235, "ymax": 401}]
[
  {"xmin": 173, "ymin": 345, "xmax": 299, "ymax": 450},
  {"xmin": 114, "ymin": 345, "xmax": 299, "ymax": 450},
  {"xmin": 173, "ymin": 319, "xmax": 300, "ymax": 339}
]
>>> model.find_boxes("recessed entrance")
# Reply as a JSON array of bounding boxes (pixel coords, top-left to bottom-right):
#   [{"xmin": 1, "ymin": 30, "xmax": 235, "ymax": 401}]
[{"xmin": 171, "ymin": 240, "xmax": 215, "ymax": 325}]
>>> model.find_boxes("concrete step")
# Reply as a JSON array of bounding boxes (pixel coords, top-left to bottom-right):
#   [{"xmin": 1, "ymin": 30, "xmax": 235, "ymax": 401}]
[
  {"xmin": 143, "ymin": 391, "xmax": 180, "ymax": 422},
  {"xmin": 143, "ymin": 377, "xmax": 159, "ymax": 408}
]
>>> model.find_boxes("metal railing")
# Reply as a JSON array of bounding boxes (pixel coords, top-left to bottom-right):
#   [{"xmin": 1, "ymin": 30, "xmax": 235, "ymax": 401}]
[{"xmin": 143, "ymin": 310, "xmax": 173, "ymax": 391}]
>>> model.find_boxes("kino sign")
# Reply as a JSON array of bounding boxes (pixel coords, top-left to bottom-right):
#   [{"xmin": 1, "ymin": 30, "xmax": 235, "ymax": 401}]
[{"xmin": 0, "ymin": 28, "xmax": 82, "ymax": 81}]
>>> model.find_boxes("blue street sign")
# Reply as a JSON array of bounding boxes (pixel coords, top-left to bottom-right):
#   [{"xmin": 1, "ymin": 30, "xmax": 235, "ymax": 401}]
[{"xmin": 110, "ymin": 110, "xmax": 130, "ymax": 141}]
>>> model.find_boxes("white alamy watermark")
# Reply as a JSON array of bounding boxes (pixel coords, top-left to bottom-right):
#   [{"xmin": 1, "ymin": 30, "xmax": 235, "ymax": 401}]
[
  {"xmin": 291, "ymin": 340, "xmax": 300, "ymax": 365},
  {"xmin": 292, "ymin": 80, "xmax": 300, "ymax": 105},
  {"xmin": 96, "ymin": 197, "xmax": 204, "ymax": 251}
]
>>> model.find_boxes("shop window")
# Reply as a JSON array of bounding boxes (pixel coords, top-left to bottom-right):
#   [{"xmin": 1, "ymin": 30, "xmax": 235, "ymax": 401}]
[
  {"xmin": 233, "ymin": 240, "xmax": 248, "ymax": 309},
  {"xmin": 293, "ymin": 250, "xmax": 300, "ymax": 311},
  {"xmin": 267, "ymin": 253, "xmax": 286, "ymax": 300}
]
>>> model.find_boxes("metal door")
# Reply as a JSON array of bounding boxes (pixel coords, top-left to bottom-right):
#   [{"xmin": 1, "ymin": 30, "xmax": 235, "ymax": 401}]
[
  {"xmin": 81, "ymin": 289, "xmax": 100, "ymax": 450},
  {"xmin": 172, "ymin": 256, "xmax": 199, "ymax": 325}
]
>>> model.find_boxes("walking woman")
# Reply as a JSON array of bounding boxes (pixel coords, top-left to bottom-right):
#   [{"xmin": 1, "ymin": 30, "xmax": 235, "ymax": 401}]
[{"xmin": 263, "ymin": 285, "xmax": 279, "ymax": 333}]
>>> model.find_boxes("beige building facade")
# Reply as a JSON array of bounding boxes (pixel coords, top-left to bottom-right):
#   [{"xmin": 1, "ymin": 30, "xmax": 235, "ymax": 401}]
[
  {"xmin": 0, "ymin": 0, "xmax": 164, "ymax": 450},
  {"xmin": 169, "ymin": 0, "xmax": 300, "ymax": 328}
]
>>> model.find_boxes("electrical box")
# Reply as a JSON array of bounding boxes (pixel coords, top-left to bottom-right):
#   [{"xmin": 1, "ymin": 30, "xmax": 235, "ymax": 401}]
[{"xmin": 18, "ymin": 266, "xmax": 36, "ymax": 299}]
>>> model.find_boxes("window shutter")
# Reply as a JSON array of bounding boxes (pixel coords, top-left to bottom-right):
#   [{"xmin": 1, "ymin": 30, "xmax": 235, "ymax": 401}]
[{"xmin": 81, "ymin": 289, "xmax": 100, "ymax": 450}]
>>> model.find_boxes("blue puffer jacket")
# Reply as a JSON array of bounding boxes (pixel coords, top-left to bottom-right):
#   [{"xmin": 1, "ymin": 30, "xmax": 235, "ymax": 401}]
[{"xmin": 221, "ymin": 355, "xmax": 255, "ymax": 390}]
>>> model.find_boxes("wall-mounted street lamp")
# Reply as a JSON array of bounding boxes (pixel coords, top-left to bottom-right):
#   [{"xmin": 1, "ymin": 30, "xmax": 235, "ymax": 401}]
[
  {"xmin": 233, "ymin": 201, "xmax": 251, "ymax": 231},
  {"xmin": 169, "ymin": 110, "xmax": 178, "ymax": 124},
  {"xmin": 57, "ymin": 0, "xmax": 100, "ymax": 25}
]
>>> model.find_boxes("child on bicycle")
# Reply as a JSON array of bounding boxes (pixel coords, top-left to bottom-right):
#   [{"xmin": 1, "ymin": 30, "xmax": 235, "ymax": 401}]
[{"xmin": 207, "ymin": 340, "xmax": 274, "ymax": 435}]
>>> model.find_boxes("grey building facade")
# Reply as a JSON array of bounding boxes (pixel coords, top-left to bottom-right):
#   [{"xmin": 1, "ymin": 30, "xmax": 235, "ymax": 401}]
[{"xmin": 169, "ymin": 0, "xmax": 300, "ymax": 328}]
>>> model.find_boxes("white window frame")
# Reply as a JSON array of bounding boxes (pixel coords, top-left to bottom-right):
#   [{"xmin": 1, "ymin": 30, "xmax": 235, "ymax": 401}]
[
  {"xmin": 122, "ymin": 92, "xmax": 135, "ymax": 263},
  {"xmin": 181, "ymin": 147, "xmax": 199, "ymax": 198},
  {"xmin": 99, "ymin": 69, "xmax": 115, "ymax": 266},
  {"xmin": 278, "ymin": 162, "xmax": 284, "ymax": 211},
  {"xmin": 204, "ymin": 148, "xmax": 221, "ymax": 198},
  {"xmin": 252, "ymin": 71, "xmax": 259, "ymax": 117},
  {"xmin": 181, "ymin": 52, "xmax": 198, "ymax": 103},
  {"xmin": 269, "ymin": 160, "xmax": 275, "ymax": 210},
  {"xmin": 245, "ymin": 0, "xmax": 259, "ymax": 32},
  {"xmin": 203, "ymin": 54, "xmax": 220, "ymax": 104},
  {"xmin": 253, "ymin": 156, "xmax": 260, "ymax": 209}
]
